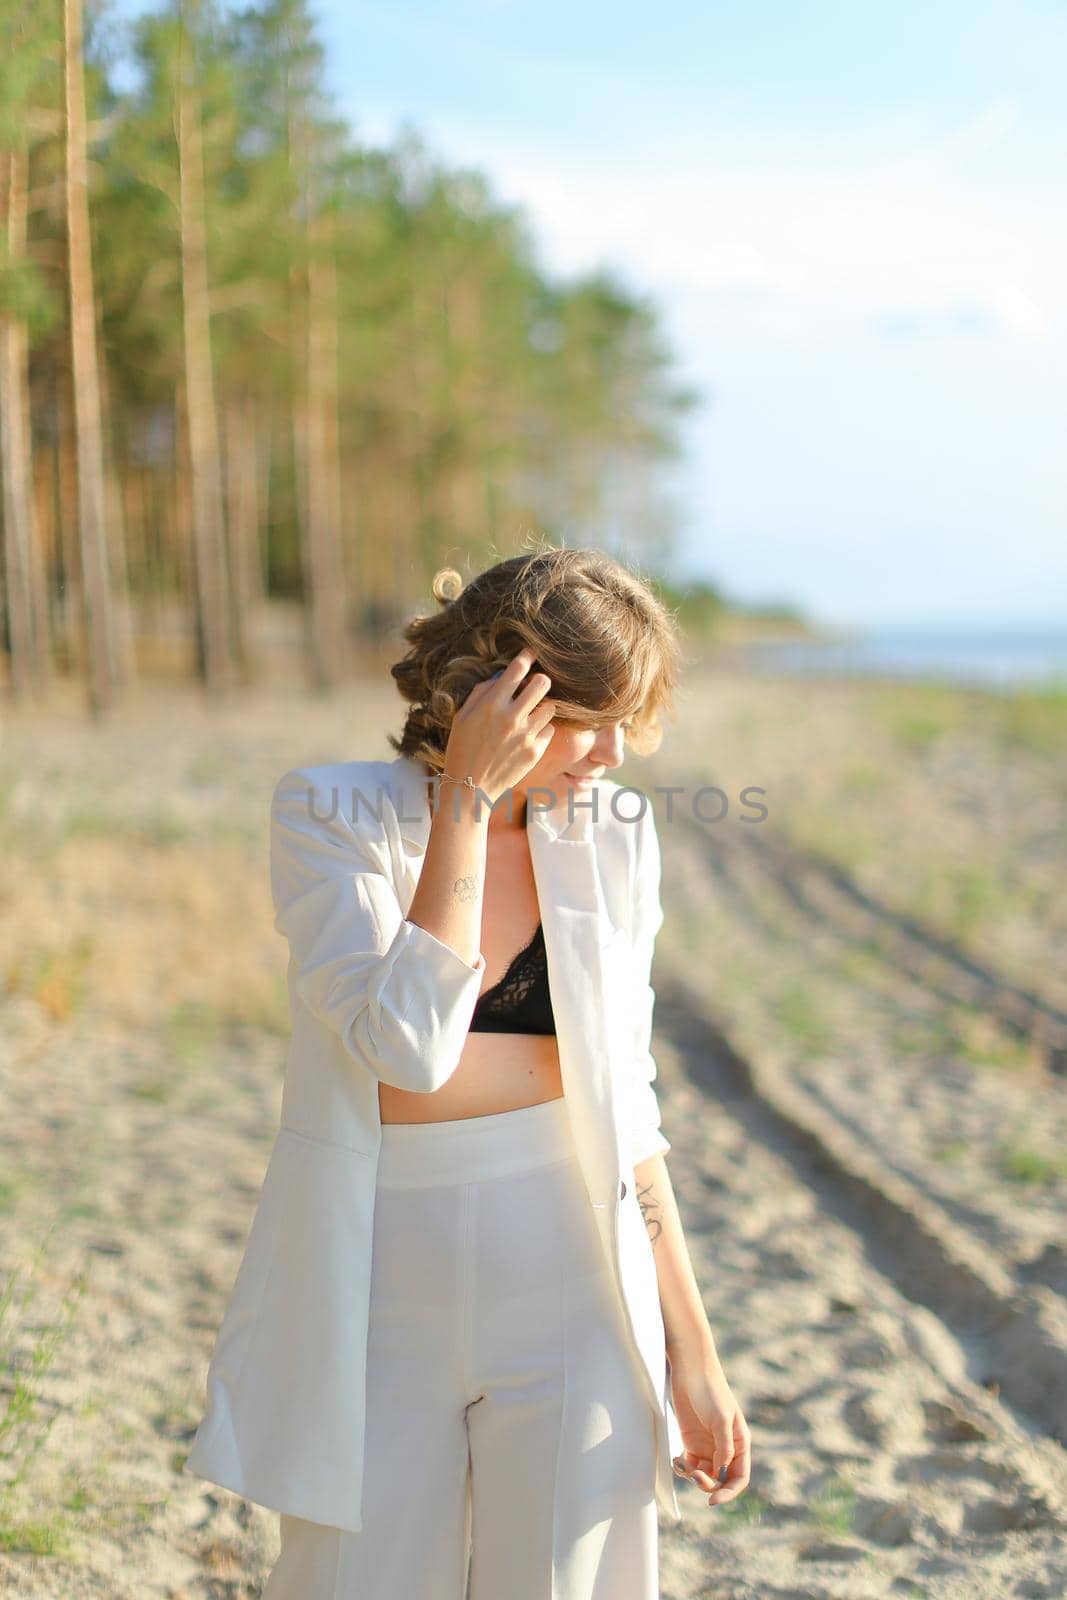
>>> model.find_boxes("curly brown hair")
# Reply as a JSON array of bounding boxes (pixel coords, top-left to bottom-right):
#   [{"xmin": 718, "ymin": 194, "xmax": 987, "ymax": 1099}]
[{"xmin": 386, "ymin": 542, "xmax": 683, "ymax": 775}]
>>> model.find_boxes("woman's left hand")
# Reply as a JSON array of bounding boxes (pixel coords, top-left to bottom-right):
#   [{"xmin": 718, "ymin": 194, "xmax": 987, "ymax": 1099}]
[{"xmin": 668, "ymin": 1345, "xmax": 751, "ymax": 1506}]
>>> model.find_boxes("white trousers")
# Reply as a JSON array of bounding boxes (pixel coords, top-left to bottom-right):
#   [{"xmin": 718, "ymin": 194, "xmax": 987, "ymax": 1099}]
[{"xmin": 260, "ymin": 1096, "xmax": 660, "ymax": 1599}]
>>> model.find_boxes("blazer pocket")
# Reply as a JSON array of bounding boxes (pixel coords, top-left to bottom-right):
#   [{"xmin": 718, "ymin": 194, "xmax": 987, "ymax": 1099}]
[
  {"xmin": 277, "ymin": 1123, "xmax": 377, "ymax": 1158},
  {"xmin": 599, "ymin": 922, "xmax": 629, "ymax": 957},
  {"xmin": 230, "ymin": 1132, "xmax": 376, "ymax": 1395},
  {"xmin": 206, "ymin": 1131, "xmax": 374, "ymax": 1393}
]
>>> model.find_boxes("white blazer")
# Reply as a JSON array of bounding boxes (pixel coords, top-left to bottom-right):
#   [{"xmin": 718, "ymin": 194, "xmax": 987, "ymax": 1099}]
[{"xmin": 184, "ymin": 753, "xmax": 683, "ymax": 1533}]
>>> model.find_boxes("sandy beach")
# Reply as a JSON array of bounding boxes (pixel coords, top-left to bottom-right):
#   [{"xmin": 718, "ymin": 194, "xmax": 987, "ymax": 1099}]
[{"xmin": 1, "ymin": 659, "xmax": 1065, "ymax": 1597}]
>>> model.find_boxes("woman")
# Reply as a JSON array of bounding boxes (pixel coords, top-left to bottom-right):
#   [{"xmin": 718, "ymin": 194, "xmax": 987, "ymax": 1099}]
[{"xmin": 184, "ymin": 547, "xmax": 750, "ymax": 1598}]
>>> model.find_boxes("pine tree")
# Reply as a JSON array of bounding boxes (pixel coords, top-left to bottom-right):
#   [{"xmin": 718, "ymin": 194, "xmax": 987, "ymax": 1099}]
[{"xmin": 0, "ymin": 1, "xmax": 61, "ymax": 700}]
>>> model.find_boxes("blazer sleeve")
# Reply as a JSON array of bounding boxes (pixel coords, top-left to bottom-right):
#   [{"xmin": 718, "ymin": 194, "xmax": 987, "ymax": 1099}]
[
  {"xmin": 629, "ymin": 803, "xmax": 671, "ymax": 1169},
  {"xmin": 270, "ymin": 767, "xmax": 487, "ymax": 1093}
]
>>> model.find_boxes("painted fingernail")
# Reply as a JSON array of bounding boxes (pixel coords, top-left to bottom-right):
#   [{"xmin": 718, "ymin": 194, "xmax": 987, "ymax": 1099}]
[{"xmin": 718, "ymin": 1465, "xmax": 729, "ymax": 1482}]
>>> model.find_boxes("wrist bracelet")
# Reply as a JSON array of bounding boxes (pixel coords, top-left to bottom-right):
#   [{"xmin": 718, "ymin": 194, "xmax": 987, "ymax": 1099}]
[{"xmin": 438, "ymin": 769, "xmax": 477, "ymax": 791}]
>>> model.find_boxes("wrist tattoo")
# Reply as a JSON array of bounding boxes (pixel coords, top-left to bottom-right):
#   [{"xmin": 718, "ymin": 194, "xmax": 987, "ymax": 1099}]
[
  {"xmin": 636, "ymin": 1180, "xmax": 663, "ymax": 1249},
  {"xmin": 453, "ymin": 874, "xmax": 477, "ymax": 903}
]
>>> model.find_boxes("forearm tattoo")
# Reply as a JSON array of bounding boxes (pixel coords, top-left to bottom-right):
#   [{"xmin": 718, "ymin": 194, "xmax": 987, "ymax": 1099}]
[
  {"xmin": 452, "ymin": 874, "xmax": 477, "ymax": 903},
  {"xmin": 636, "ymin": 1180, "xmax": 663, "ymax": 1250}
]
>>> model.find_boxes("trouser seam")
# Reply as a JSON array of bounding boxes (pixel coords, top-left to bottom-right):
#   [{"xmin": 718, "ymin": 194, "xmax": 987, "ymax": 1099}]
[
  {"xmin": 549, "ymin": 1209, "xmax": 566, "ymax": 1600},
  {"xmin": 460, "ymin": 1182, "xmax": 477, "ymax": 1405}
]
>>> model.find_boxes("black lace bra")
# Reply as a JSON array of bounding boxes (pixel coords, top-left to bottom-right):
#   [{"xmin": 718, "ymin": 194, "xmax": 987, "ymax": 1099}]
[{"xmin": 469, "ymin": 921, "xmax": 556, "ymax": 1035}]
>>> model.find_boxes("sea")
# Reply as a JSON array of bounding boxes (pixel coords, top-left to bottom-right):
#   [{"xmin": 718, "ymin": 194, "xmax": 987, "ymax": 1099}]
[{"xmin": 736, "ymin": 625, "xmax": 1067, "ymax": 693}]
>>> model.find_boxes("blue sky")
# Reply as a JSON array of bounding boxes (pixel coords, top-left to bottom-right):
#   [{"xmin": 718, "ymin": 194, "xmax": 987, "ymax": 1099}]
[{"xmin": 111, "ymin": 0, "xmax": 1067, "ymax": 629}]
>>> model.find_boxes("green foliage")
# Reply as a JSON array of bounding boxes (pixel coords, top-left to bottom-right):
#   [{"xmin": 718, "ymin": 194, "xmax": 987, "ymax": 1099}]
[
  {"xmin": 3, "ymin": 0, "xmax": 696, "ymax": 613},
  {"xmin": 655, "ymin": 576, "xmax": 727, "ymax": 638},
  {"xmin": 0, "ymin": 250, "xmax": 60, "ymax": 335},
  {"xmin": 0, "ymin": 1, "xmax": 63, "ymax": 339},
  {"xmin": 0, "ymin": 3, "xmax": 62, "ymax": 153}
]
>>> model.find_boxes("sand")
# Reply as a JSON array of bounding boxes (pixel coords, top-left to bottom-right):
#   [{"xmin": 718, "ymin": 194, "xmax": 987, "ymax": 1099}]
[{"xmin": 0, "ymin": 661, "xmax": 1064, "ymax": 1597}]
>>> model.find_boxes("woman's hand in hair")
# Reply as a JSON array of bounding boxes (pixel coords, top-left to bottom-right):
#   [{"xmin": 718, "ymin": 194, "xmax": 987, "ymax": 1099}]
[{"xmin": 444, "ymin": 645, "xmax": 556, "ymax": 806}]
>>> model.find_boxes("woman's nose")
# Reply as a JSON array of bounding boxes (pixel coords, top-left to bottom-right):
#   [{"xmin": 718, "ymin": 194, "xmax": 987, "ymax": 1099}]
[{"xmin": 593, "ymin": 725, "xmax": 627, "ymax": 768}]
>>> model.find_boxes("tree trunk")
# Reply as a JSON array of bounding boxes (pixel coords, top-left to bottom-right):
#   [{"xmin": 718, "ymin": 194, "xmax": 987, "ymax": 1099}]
[
  {"xmin": 304, "ymin": 218, "xmax": 348, "ymax": 686},
  {"xmin": 288, "ymin": 87, "xmax": 348, "ymax": 691},
  {"xmin": 122, "ymin": 462, "xmax": 148, "ymax": 638},
  {"xmin": 55, "ymin": 368, "xmax": 84, "ymax": 675},
  {"xmin": 173, "ymin": 378, "xmax": 198, "ymax": 677},
  {"xmin": 0, "ymin": 148, "xmax": 49, "ymax": 699},
  {"xmin": 177, "ymin": 1, "xmax": 233, "ymax": 694},
  {"xmin": 223, "ymin": 391, "xmax": 262, "ymax": 679},
  {"xmin": 65, "ymin": 0, "xmax": 118, "ymax": 716},
  {"xmin": 97, "ymin": 337, "xmax": 138, "ymax": 687}
]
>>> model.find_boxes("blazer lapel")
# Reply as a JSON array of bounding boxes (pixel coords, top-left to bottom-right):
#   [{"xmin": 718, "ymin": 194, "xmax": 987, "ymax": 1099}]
[{"xmin": 526, "ymin": 786, "xmax": 625, "ymax": 1211}]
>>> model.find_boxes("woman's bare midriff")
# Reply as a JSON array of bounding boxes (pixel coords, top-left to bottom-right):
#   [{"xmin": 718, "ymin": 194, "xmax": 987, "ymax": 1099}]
[
  {"xmin": 378, "ymin": 1033, "xmax": 564, "ymax": 1123},
  {"xmin": 378, "ymin": 782, "xmax": 565, "ymax": 1124}
]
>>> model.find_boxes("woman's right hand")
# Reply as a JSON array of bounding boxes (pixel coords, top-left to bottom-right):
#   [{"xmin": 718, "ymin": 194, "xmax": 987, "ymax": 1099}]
[{"xmin": 441, "ymin": 646, "xmax": 556, "ymax": 806}]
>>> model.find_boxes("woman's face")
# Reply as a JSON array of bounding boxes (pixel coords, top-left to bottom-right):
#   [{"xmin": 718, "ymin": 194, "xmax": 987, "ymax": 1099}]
[{"xmin": 515, "ymin": 715, "xmax": 632, "ymax": 800}]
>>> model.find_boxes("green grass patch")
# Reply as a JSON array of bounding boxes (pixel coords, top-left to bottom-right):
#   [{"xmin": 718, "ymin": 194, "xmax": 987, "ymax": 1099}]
[
  {"xmin": 874, "ymin": 682, "xmax": 972, "ymax": 755},
  {"xmin": 717, "ymin": 1488, "xmax": 769, "ymax": 1525},
  {"xmin": 994, "ymin": 682, "xmax": 1067, "ymax": 754},
  {"xmin": 831, "ymin": 941, "xmax": 886, "ymax": 987},
  {"xmin": 0, "ymin": 1511, "xmax": 76, "ymax": 1557},
  {"xmin": 890, "ymin": 1007, "xmax": 1032, "ymax": 1074},
  {"xmin": 886, "ymin": 709, "xmax": 953, "ymax": 755},
  {"xmin": 164, "ymin": 998, "xmax": 222, "ymax": 1068},
  {"xmin": 931, "ymin": 1136, "xmax": 969, "ymax": 1166},
  {"xmin": 774, "ymin": 981, "xmax": 835, "ymax": 1059},
  {"xmin": 129, "ymin": 1076, "xmax": 173, "ymax": 1103},
  {"xmin": 59, "ymin": 1196, "xmax": 107, "ymax": 1223},
  {"xmin": 0, "ymin": 1234, "xmax": 89, "ymax": 1499},
  {"xmin": 837, "ymin": 762, "xmax": 887, "ymax": 800},
  {"xmin": 997, "ymin": 1141, "xmax": 1067, "ymax": 1185},
  {"xmin": 65, "ymin": 804, "xmax": 193, "ymax": 847},
  {"xmin": 943, "ymin": 864, "xmax": 1003, "ymax": 941},
  {"xmin": 809, "ymin": 1471, "xmax": 857, "ymax": 1535}
]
